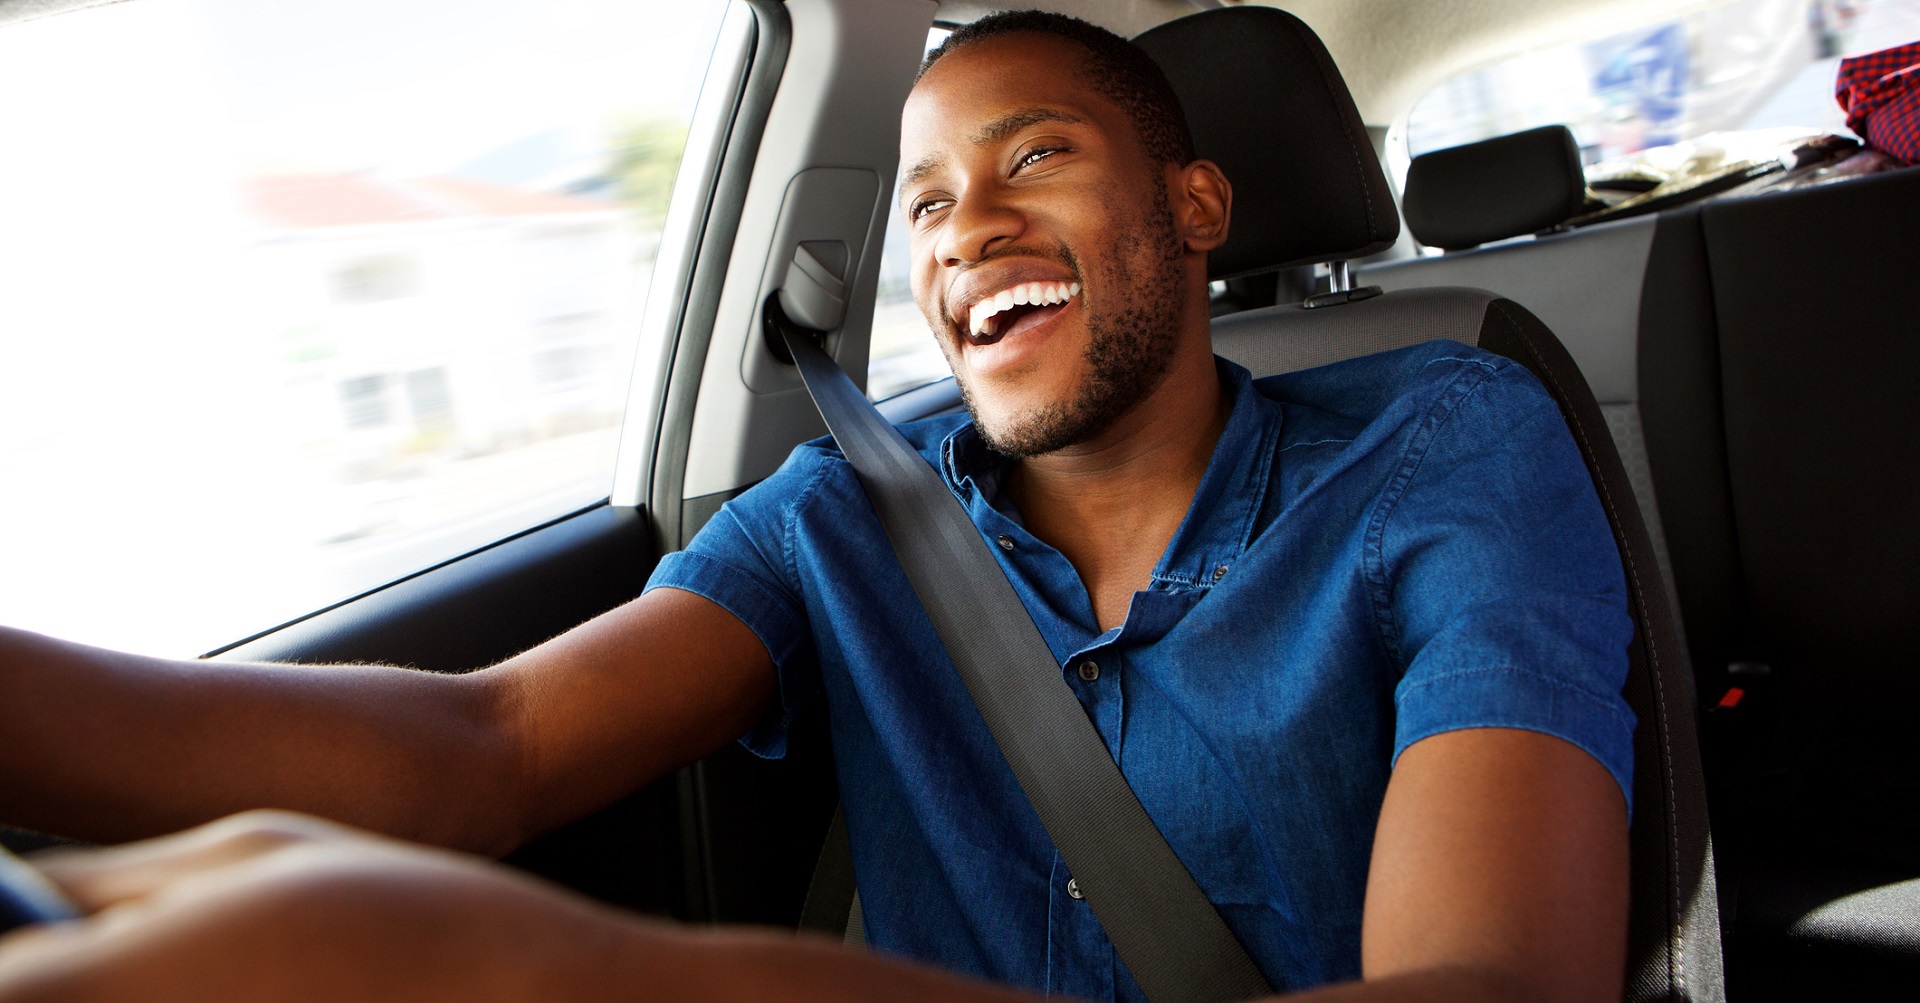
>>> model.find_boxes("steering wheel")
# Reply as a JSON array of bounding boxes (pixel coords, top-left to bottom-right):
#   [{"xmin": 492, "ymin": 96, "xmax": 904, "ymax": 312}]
[{"xmin": 0, "ymin": 843, "xmax": 78, "ymax": 935}]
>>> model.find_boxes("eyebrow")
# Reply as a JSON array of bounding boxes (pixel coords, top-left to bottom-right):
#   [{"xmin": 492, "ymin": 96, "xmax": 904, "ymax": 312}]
[
  {"xmin": 971, "ymin": 106, "xmax": 1085, "ymax": 147},
  {"xmin": 899, "ymin": 106, "xmax": 1088, "ymax": 197}
]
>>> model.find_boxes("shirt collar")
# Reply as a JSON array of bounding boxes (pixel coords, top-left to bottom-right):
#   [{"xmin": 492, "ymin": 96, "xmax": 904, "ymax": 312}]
[{"xmin": 939, "ymin": 356, "xmax": 1283, "ymax": 592}]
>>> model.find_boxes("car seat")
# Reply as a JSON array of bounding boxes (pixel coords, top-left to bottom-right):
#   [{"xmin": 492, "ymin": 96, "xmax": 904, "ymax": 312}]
[
  {"xmin": 1132, "ymin": 8, "xmax": 1725, "ymax": 1001},
  {"xmin": 1638, "ymin": 166, "xmax": 1920, "ymax": 1000}
]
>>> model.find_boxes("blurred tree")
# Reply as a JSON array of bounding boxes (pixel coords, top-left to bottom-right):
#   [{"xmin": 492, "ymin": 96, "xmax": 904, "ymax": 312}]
[{"xmin": 607, "ymin": 115, "xmax": 689, "ymax": 229}]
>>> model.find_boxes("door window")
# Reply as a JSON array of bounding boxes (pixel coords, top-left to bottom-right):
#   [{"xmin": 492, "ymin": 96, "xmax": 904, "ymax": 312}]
[{"xmin": 0, "ymin": 0, "xmax": 730, "ymax": 654}]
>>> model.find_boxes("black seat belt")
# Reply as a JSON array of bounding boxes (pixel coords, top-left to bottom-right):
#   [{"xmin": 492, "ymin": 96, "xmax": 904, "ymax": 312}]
[{"xmin": 768, "ymin": 298, "xmax": 1272, "ymax": 1003}]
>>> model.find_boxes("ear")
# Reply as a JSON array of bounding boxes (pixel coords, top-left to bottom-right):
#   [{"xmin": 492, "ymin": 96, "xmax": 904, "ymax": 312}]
[{"xmin": 1172, "ymin": 158, "xmax": 1231, "ymax": 254}]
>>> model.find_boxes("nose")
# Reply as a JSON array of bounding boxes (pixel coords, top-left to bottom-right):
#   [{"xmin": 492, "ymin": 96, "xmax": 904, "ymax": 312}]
[{"xmin": 936, "ymin": 188, "xmax": 1023, "ymax": 267}]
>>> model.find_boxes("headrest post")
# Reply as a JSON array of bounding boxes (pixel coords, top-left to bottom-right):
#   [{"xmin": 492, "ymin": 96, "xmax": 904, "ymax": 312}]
[{"xmin": 1329, "ymin": 260, "xmax": 1352, "ymax": 293}]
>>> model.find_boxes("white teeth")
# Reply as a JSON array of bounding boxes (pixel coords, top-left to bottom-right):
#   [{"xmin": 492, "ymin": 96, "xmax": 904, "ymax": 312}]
[{"xmin": 967, "ymin": 280, "xmax": 1082, "ymax": 339}]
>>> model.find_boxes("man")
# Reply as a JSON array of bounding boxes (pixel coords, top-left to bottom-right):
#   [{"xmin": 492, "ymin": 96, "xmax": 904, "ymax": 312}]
[{"xmin": 0, "ymin": 12, "xmax": 1634, "ymax": 1002}]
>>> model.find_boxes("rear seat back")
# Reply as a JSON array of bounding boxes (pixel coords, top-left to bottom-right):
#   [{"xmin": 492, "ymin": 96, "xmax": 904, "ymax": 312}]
[
  {"xmin": 1643, "ymin": 167, "xmax": 1920, "ymax": 713},
  {"xmin": 1375, "ymin": 125, "xmax": 1920, "ymax": 995},
  {"xmin": 1639, "ymin": 167, "xmax": 1920, "ymax": 998},
  {"xmin": 1370, "ymin": 217, "xmax": 1658, "ymax": 408}
]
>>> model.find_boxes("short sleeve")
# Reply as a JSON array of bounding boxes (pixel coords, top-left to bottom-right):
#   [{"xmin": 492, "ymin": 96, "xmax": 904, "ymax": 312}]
[
  {"xmin": 1371, "ymin": 356, "xmax": 1637, "ymax": 810},
  {"xmin": 644, "ymin": 447, "xmax": 831, "ymax": 759}
]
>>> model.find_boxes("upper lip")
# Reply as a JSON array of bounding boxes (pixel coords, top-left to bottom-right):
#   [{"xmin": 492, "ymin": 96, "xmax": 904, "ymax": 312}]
[{"xmin": 945, "ymin": 261, "xmax": 1080, "ymax": 337}]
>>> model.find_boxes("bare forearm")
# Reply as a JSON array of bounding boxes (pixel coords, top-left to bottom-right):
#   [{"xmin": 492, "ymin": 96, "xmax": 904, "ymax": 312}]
[
  {"xmin": 0, "ymin": 809, "xmax": 1582, "ymax": 1003},
  {"xmin": 0, "ymin": 815, "xmax": 1049, "ymax": 1003},
  {"xmin": 0, "ymin": 626, "xmax": 521, "ymax": 851}
]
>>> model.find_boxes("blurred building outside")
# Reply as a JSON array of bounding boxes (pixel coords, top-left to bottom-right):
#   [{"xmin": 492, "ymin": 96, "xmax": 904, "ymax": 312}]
[{"xmin": 239, "ymin": 170, "xmax": 642, "ymax": 548}]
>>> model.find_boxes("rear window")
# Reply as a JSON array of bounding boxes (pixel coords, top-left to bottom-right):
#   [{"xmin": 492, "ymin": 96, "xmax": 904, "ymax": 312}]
[{"xmin": 1402, "ymin": 0, "xmax": 1920, "ymax": 165}]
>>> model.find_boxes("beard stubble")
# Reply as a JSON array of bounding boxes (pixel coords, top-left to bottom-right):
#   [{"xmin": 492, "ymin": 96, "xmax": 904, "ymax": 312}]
[{"xmin": 953, "ymin": 184, "xmax": 1188, "ymax": 458}]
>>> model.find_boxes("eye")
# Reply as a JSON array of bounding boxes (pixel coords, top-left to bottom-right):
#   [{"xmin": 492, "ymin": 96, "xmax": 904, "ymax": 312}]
[
  {"xmin": 1014, "ymin": 145, "xmax": 1065, "ymax": 172},
  {"xmin": 909, "ymin": 196, "xmax": 953, "ymax": 222}
]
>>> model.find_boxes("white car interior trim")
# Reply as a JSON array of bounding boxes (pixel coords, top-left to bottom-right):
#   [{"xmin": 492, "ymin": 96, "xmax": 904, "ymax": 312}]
[
  {"xmin": 681, "ymin": 0, "xmax": 936, "ymax": 500},
  {"xmin": 0, "ymin": 0, "xmax": 128, "ymax": 29},
  {"xmin": 740, "ymin": 167, "xmax": 886, "ymax": 394}
]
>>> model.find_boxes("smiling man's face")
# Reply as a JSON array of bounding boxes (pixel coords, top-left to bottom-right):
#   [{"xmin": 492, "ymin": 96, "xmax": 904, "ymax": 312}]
[{"xmin": 898, "ymin": 32, "xmax": 1209, "ymax": 457}]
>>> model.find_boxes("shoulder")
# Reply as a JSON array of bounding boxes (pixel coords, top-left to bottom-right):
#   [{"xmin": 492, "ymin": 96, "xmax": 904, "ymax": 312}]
[
  {"xmin": 1251, "ymin": 339, "xmax": 1546, "ymax": 425},
  {"xmin": 1243, "ymin": 340, "xmax": 1557, "ymax": 475},
  {"xmin": 778, "ymin": 408, "xmax": 970, "ymax": 476},
  {"xmin": 724, "ymin": 408, "xmax": 972, "ymax": 525}
]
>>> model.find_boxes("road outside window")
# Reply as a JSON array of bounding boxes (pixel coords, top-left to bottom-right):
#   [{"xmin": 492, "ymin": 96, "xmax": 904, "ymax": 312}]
[{"xmin": 0, "ymin": 0, "xmax": 727, "ymax": 655}]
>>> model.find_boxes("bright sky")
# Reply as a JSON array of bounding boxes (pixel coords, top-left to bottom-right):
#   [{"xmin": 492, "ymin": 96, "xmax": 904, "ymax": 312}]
[{"xmin": 203, "ymin": 0, "xmax": 727, "ymax": 174}]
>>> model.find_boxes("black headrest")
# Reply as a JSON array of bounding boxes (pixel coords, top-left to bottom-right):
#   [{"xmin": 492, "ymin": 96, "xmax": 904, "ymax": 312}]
[
  {"xmin": 1403, "ymin": 125, "xmax": 1586, "ymax": 250},
  {"xmin": 1134, "ymin": 7, "xmax": 1399, "ymax": 279}
]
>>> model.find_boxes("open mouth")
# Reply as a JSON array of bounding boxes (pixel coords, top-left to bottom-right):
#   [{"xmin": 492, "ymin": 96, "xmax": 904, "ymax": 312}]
[{"xmin": 965, "ymin": 280, "xmax": 1081, "ymax": 346}]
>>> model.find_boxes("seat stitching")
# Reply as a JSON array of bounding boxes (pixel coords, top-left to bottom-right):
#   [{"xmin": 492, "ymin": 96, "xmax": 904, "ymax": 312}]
[
  {"xmin": 1299, "ymin": 38, "xmax": 1379, "ymax": 238},
  {"xmin": 1364, "ymin": 357, "xmax": 1501, "ymax": 672},
  {"xmin": 1488, "ymin": 301, "xmax": 1685, "ymax": 994},
  {"xmin": 1277, "ymin": 437, "xmax": 1353, "ymax": 453}
]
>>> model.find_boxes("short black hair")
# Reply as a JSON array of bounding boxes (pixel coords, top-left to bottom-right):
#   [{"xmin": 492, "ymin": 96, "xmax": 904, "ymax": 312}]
[{"xmin": 918, "ymin": 10, "xmax": 1196, "ymax": 167}]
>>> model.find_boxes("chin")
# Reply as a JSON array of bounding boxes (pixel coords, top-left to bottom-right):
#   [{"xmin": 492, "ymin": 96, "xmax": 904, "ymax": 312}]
[{"xmin": 964, "ymin": 390, "xmax": 1091, "ymax": 459}]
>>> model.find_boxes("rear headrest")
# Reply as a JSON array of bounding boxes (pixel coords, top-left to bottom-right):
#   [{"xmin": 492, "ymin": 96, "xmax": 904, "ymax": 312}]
[
  {"xmin": 1133, "ymin": 7, "xmax": 1399, "ymax": 279},
  {"xmin": 1403, "ymin": 125, "xmax": 1587, "ymax": 250}
]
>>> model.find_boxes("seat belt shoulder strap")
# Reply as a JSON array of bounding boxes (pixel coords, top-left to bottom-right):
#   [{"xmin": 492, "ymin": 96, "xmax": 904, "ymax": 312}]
[{"xmin": 771, "ymin": 300, "xmax": 1270, "ymax": 1003}]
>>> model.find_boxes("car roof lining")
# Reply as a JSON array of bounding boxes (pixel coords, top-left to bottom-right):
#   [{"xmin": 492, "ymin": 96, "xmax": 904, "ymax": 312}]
[
  {"xmin": 0, "ymin": 0, "xmax": 131, "ymax": 29},
  {"xmin": 931, "ymin": 0, "xmax": 1737, "ymax": 125}
]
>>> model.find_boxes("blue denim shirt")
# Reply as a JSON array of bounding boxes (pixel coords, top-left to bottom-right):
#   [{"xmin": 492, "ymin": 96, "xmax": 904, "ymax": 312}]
[{"xmin": 646, "ymin": 341, "xmax": 1634, "ymax": 998}]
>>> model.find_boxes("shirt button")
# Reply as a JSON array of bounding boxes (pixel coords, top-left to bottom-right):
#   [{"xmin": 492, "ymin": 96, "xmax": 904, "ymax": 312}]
[
  {"xmin": 1212, "ymin": 564, "xmax": 1229, "ymax": 581},
  {"xmin": 1077, "ymin": 660, "xmax": 1100, "ymax": 682},
  {"xmin": 996, "ymin": 534, "xmax": 1015, "ymax": 551},
  {"xmin": 1066, "ymin": 878, "xmax": 1084, "ymax": 899}
]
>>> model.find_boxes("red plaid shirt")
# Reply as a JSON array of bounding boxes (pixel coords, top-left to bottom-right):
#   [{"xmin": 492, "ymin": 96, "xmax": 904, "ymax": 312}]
[{"xmin": 1837, "ymin": 40, "xmax": 1920, "ymax": 165}]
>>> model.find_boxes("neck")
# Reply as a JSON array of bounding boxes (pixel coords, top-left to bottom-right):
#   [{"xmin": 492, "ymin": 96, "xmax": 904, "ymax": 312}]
[
  {"xmin": 1003, "ymin": 340, "xmax": 1228, "ymax": 630},
  {"xmin": 1008, "ymin": 344, "xmax": 1225, "ymax": 502}
]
